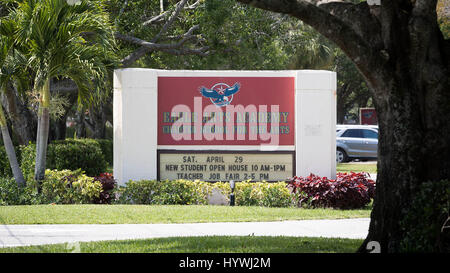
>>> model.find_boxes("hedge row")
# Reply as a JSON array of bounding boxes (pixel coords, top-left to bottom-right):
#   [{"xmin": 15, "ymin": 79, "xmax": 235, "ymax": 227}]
[
  {"xmin": 0, "ymin": 174, "xmax": 294, "ymax": 207},
  {"xmin": 0, "ymin": 138, "xmax": 112, "ymax": 179},
  {"xmin": 116, "ymin": 180, "xmax": 293, "ymax": 207},
  {"xmin": 0, "ymin": 170, "xmax": 376, "ymax": 209}
]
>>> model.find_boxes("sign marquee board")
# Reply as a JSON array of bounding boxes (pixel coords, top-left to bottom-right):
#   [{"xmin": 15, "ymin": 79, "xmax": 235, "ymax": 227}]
[
  {"xmin": 158, "ymin": 151, "xmax": 294, "ymax": 182},
  {"xmin": 113, "ymin": 69, "xmax": 336, "ymax": 185}
]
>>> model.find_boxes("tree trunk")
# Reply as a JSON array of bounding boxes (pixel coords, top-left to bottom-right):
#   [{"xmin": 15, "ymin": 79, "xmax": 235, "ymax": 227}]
[
  {"xmin": 75, "ymin": 110, "xmax": 86, "ymax": 138},
  {"xmin": 236, "ymin": 0, "xmax": 450, "ymax": 252},
  {"xmin": 34, "ymin": 80, "xmax": 50, "ymax": 181},
  {"xmin": 85, "ymin": 103, "xmax": 107, "ymax": 139},
  {"xmin": 355, "ymin": 2, "xmax": 450, "ymax": 253},
  {"xmin": 0, "ymin": 103, "xmax": 25, "ymax": 187},
  {"xmin": 1, "ymin": 84, "xmax": 37, "ymax": 145},
  {"xmin": 48, "ymin": 78, "xmax": 79, "ymax": 141},
  {"xmin": 49, "ymin": 115, "xmax": 67, "ymax": 141}
]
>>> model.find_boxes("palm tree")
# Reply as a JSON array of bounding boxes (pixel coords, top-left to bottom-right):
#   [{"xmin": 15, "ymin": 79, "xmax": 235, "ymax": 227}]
[
  {"xmin": 8, "ymin": 0, "xmax": 115, "ymax": 181},
  {"xmin": 0, "ymin": 33, "xmax": 27, "ymax": 186}
]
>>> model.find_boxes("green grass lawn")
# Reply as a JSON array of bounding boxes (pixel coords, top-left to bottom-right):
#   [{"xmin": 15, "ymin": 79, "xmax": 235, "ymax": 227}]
[
  {"xmin": 0, "ymin": 236, "xmax": 363, "ymax": 253},
  {"xmin": 337, "ymin": 163, "xmax": 377, "ymax": 173},
  {"xmin": 0, "ymin": 205, "xmax": 371, "ymax": 225}
]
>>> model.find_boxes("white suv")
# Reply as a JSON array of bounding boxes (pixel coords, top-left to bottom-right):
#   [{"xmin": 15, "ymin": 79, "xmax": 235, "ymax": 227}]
[{"xmin": 336, "ymin": 125, "xmax": 378, "ymax": 163}]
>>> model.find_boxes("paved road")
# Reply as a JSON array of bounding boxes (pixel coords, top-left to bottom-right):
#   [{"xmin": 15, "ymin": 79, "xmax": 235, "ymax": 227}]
[{"xmin": 0, "ymin": 218, "xmax": 370, "ymax": 248}]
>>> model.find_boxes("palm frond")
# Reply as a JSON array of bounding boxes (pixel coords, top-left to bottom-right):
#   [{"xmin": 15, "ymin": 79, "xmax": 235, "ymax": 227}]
[{"xmin": 7, "ymin": 0, "xmax": 117, "ymax": 106}]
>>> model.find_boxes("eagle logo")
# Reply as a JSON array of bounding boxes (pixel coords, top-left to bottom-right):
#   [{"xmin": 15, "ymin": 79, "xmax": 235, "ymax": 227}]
[
  {"xmin": 199, "ymin": 82, "xmax": 240, "ymax": 107},
  {"xmin": 363, "ymin": 112, "xmax": 373, "ymax": 118}
]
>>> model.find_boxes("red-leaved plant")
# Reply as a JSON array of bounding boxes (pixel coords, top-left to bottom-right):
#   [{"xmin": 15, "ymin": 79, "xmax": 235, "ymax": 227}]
[
  {"xmin": 93, "ymin": 173, "xmax": 116, "ymax": 204},
  {"xmin": 287, "ymin": 172, "xmax": 375, "ymax": 209}
]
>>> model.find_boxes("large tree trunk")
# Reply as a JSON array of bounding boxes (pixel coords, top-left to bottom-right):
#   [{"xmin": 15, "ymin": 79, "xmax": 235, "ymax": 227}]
[
  {"xmin": 237, "ymin": 0, "xmax": 450, "ymax": 252},
  {"xmin": 360, "ymin": 4, "xmax": 450, "ymax": 251}
]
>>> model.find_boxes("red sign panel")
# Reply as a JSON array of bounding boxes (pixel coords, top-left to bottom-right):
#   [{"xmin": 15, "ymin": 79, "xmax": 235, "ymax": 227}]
[
  {"xmin": 158, "ymin": 77, "xmax": 295, "ymax": 146},
  {"xmin": 360, "ymin": 108, "xmax": 378, "ymax": 125}
]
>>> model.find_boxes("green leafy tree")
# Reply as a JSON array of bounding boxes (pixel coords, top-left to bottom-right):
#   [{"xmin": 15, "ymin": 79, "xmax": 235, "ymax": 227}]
[
  {"xmin": 333, "ymin": 49, "xmax": 372, "ymax": 124},
  {"xmin": 6, "ymin": 0, "xmax": 116, "ymax": 181}
]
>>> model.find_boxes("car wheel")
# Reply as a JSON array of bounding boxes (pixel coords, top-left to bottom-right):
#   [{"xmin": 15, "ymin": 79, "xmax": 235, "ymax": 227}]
[{"xmin": 336, "ymin": 148, "xmax": 349, "ymax": 163}]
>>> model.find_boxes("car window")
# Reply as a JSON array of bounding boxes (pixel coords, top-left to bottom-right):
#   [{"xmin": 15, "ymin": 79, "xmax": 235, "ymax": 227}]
[
  {"xmin": 341, "ymin": 129, "xmax": 363, "ymax": 138},
  {"xmin": 363, "ymin": 129, "xmax": 378, "ymax": 139}
]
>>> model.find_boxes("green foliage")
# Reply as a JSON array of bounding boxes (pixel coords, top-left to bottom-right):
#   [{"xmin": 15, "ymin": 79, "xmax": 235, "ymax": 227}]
[
  {"xmin": 1, "ymin": 169, "xmax": 104, "ymax": 205},
  {"xmin": 20, "ymin": 139, "xmax": 108, "ymax": 179},
  {"xmin": 0, "ymin": 177, "xmax": 24, "ymax": 205},
  {"xmin": 108, "ymin": 0, "xmax": 333, "ymax": 70},
  {"xmin": 437, "ymin": 0, "xmax": 450, "ymax": 39},
  {"xmin": 332, "ymin": 49, "xmax": 372, "ymax": 123},
  {"xmin": 7, "ymin": 0, "xmax": 117, "ymax": 103},
  {"xmin": 95, "ymin": 139, "xmax": 113, "ymax": 165},
  {"xmin": 400, "ymin": 180, "xmax": 450, "ymax": 252},
  {"xmin": 115, "ymin": 180, "xmax": 158, "ymax": 205},
  {"xmin": 0, "ymin": 177, "xmax": 40, "ymax": 205},
  {"xmin": 214, "ymin": 181, "xmax": 294, "ymax": 207},
  {"xmin": 0, "ymin": 145, "xmax": 24, "ymax": 178},
  {"xmin": 118, "ymin": 179, "xmax": 293, "ymax": 207},
  {"xmin": 116, "ymin": 179, "xmax": 212, "ymax": 205},
  {"xmin": 0, "ymin": 146, "xmax": 13, "ymax": 177},
  {"xmin": 40, "ymin": 169, "xmax": 103, "ymax": 204}
]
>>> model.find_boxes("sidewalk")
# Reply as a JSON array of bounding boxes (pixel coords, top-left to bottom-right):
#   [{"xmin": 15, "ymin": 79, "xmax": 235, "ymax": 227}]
[{"xmin": 0, "ymin": 218, "xmax": 370, "ymax": 248}]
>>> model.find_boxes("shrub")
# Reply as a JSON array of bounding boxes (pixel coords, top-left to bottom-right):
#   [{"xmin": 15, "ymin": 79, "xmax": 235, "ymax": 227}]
[
  {"xmin": 0, "ymin": 177, "xmax": 25, "ymax": 205},
  {"xmin": 93, "ymin": 173, "xmax": 116, "ymax": 204},
  {"xmin": 150, "ymin": 180, "xmax": 294, "ymax": 207},
  {"xmin": 116, "ymin": 180, "xmax": 159, "ymax": 204},
  {"xmin": 400, "ymin": 180, "xmax": 450, "ymax": 252},
  {"xmin": 56, "ymin": 138, "xmax": 113, "ymax": 166},
  {"xmin": 0, "ymin": 147, "xmax": 13, "ymax": 178},
  {"xmin": 95, "ymin": 139, "xmax": 113, "ymax": 166},
  {"xmin": 260, "ymin": 183, "xmax": 295, "ymax": 207},
  {"xmin": 288, "ymin": 172, "xmax": 375, "ymax": 209},
  {"xmin": 116, "ymin": 179, "xmax": 212, "ymax": 205},
  {"xmin": 234, "ymin": 181, "xmax": 293, "ymax": 207},
  {"xmin": 40, "ymin": 169, "xmax": 103, "ymax": 204},
  {"xmin": 0, "ymin": 177, "xmax": 40, "ymax": 205},
  {"xmin": 0, "ymin": 146, "xmax": 23, "ymax": 178},
  {"xmin": 20, "ymin": 139, "xmax": 108, "ymax": 179},
  {"xmin": 153, "ymin": 180, "xmax": 211, "ymax": 205}
]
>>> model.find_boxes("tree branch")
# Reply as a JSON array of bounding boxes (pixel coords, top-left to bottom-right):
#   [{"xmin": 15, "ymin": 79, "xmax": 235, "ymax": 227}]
[
  {"xmin": 142, "ymin": 0, "xmax": 201, "ymax": 27},
  {"xmin": 116, "ymin": 25, "xmax": 201, "ymax": 50},
  {"xmin": 121, "ymin": 0, "xmax": 192, "ymax": 67},
  {"xmin": 118, "ymin": 25, "xmax": 209, "ymax": 66},
  {"xmin": 142, "ymin": 11, "xmax": 169, "ymax": 27},
  {"xmin": 236, "ymin": 0, "xmax": 386, "ymax": 89},
  {"xmin": 160, "ymin": 46, "xmax": 210, "ymax": 56},
  {"xmin": 152, "ymin": 0, "xmax": 189, "ymax": 43}
]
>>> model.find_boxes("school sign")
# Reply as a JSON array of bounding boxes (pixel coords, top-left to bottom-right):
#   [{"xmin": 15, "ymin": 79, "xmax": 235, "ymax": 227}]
[{"xmin": 114, "ymin": 69, "xmax": 336, "ymax": 185}]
